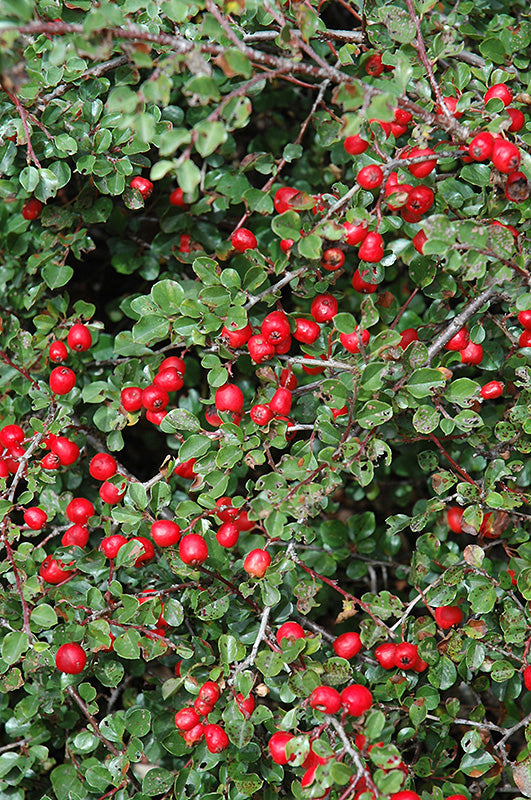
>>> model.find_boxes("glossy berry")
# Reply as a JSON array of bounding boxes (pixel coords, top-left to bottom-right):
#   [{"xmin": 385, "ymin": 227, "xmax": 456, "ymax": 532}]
[
  {"xmin": 0, "ymin": 424, "xmax": 24, "ymax": 448},
  {"xmin": 153, "ymin": 368, "xmax": 184, "ymax": 392},
  {"xmin": 518, "ymin": 310, "xmax": 531, "ymax": 329},
  {"xmin": 480, "ymin": 380, "xmax": 503, "ymax": 400},
  {"xmin": 179, "ymin": 533, "xmax": 208, "ymax": 566},
  {"xmin": 99, "ymin": 479, "xmax": 128, "ymax": 506},
  {"xmin": 294, "ymin": 318, "xmax": 320, "ymax": 345},
  {"xmin": 221, "ymin": 322, "xmax": 253, "ymax": 348},
  {"xmin": 198, "ymin": 681, "xmax": 220, "ymax": 707},
  {"xmin": 232, "ymin": 228, "xmax": 257, "ymax": 252},
  {"xmin": 215, "ymin": 496, "xmax": 239, "ymax": 523},
  {"xmin": 250, "ymin": 404, "xmax": 273, "ymax": 426},
  {"xmin": 49, "ymin": 367, "xmax": 76, "ymax": 395},
  {"xmin": 130, "ymin": 536, "xmax": 155, "ymax": 567},
  {"xmin": 491, "ymin": 139, "xmax": 521, "ymax": 173},
  {"xmin": 23, "ymin": 507, "xmax": 47, "ymax": 530},
  {"xmin": 22, "ymin": 197, "xmax": 43, "ymax": 220},
  {"xmin": 243, "ymin": 548, "xmax": 271, "ymax": 578},
  {"xmin": 445, "ymin": 327, "xmax": 469, "ymax": 351},
  {"xmin": 269, "ymin": 387, "xmax": 292, "ymax": 416},
  {"xmin": 394, "ymin": 642, "xmax": 419, "ymax": 669},
  {"xmin": 357, "ymin": 164, "xmax": 383, "ymax": 190},
  {"xmin": 524, "ymin": 665, "xmax": 531, "ymax": 691},
  {"xmin": 434, "ymin": 605, "xmax": 463, "ymax": 629},
  {"xmin": 169, "ymin": 187, "xmax": 187, "ymax": 207},
  {"xmin": 89, "ymin": 453, "xmax": 117, "ymax": 481},
  {"xmin": 389, "ymin": 793, "xmax": 421, "ymax": 800},
  {"xmin": 248, "ymin": 334, "xmax": 275, "ymax": 363},
  {"xmin": 405, "ymin": 147, "xmax": 436, "ymax": 178},
  {"xmin": 216, "ymin": 521, "xmax": 240, "ymax": 548},
  {"xmin": 41, "ymin": 452, "xmax": 60, "ymax": 470},
  {"xmin": 343, "ymin": 220, "xmax": 368, "ymax": 245},
  {"xmin": 174, "ymin": 458, "xmax": 196, "ymax": 479},
  {"xmin": 55, "ymin": 643, "xmax": 86, "ymax": 674},
  {"xmin": 340, "ymin": 328, "xmax": 370, "ymax": 354},
  {"xmin": 365, "ymin": 53, "xmax": 383, "ymax": 76},
  {"xmin": 50, "ymin": 437, "xmax": 79, "ymax": 466},
  {"xmin": 62, "ymin": 524, "xmax": 89, "ymax": 548},
  {"xmin": 146, "ymin": 409, "xmax": 167, "ymax": 426},
  {"xmin": 468, "ymin": 132, "xmax": 494, "ymax": 161},
  {"xmin": 309, "ymin": 685, "xmax": 342, "ymax": 714},
  {"xmin": 519, "ymin": 330, "xmax": 531, "ymax": 348},
  {"xmin": 399, "ymin": 328, "xmax": 419, "ymax": 349},
  {"xmin": 460, "ymin": 340, "xmax": 483, "ymax": 365},
  {"xmin": 311, "ymin": 294, "xmax": 338, "ymax": 324},
  {"xmin": 374, "ymin": 642, "xmax": 397, "ymax": 669},
  {"xmin": 352, "ymin": 269, "xmax": 377, "ymax": 294},
  {"xmin": 49, "ymin": 340, "xmax": 68, "ymax": 363},
  {"xmin": 121, "ymin": 387, "xmax": 143, "ymax": 412},
  {"xmin": 261, "ymin": 310, "xmax": 291, "ymax": 345},
  {"xmin": 412, "ymin": 230, "xmax": 427, "ymax": 254},
  {"xmin": 385, "ymin": 182, "xmax": 412, "ymax": 211},
  {"xmin": 344, "ymin": 135, "xmax": 368, "ymax": 155},
  {"xmin": 204, "ymin": 724, "xmax": 229, "ymax": 753},
  {"xmin": 142, "ymin": 385, "xmax": 169, "ymax": 412},
  {"xmin": 151, "ymin": 520, "xmax": 181, "ymax": 547},
  {"xmin": 507, "ymin": 107, "xmax": 525, "ymax": 132},
  {"xmin": 268, "ymin": 731, "xmax": 295, "ymax": 764},
  {"xmin": 175, "ymin": 707, "xmax": 201, "ymax": 731},
  {"xmin": 66, "ymin": 497, "xmax": 94, "ymax": 525},
  {"xmin": 484, "ymin": 83, "xmax": 512, "ymax": 106},
  {"xmin": 277, "ymin": 622, "xmax": 305, "ymax": 645},
  {"xmin": 447, "ymin": 506, "xmax": 464, "ymax": 533},
  {"xmin": 274, "ymin": 186, "xmax": 298, "ymax": 214},
  {"xmin": 437, "ymin": 96, "xmax": 463, "ymax": 118},
  {"xmin": 341, "ymin": 684, "xmax": 373, "ymax": 716},
  {"xmin": 39, "ymin": 555, "xmax": 75, "ymax": 584},
  {"xmin": 280, "ymin": 238, "xmax": 294, "ymax": 254},
  {"xmin": 358, "ymin": 231, "xmax": 384, "ymax": 262},
  {"xmin": 406, "ymin": 185, "xmax": 434, "ymax": 214},
  {"xmin": 130, "ymin": 176, "xmax": 153, "ymax": 199},
  {"xmin": 100, "ymin": 534, "xmax": 127, "ymax": 559},
  {"xmin": 321, "ymin": 247, "xmax": 345, "ymax": 271},
  {"xmin": 236, "ymin": 693, "xmax": 255, "ymax": 717},
  {"xmin": 215, "ymin": 383, "xmax": 244, "ymax": 414},
  {"xmin": 67, "ymin": 323, "xmax": 92, "ymax": 352},
  {"xmin": 333, "ymin": 632, "xmax": 362, "ymax": 659}
]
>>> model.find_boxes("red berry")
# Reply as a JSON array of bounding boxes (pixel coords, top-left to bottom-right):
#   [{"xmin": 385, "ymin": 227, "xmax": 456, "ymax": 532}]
[
  {"xmin": 302, "ymin": 355, "xmax": 326, "ymax": 375},
  {"xmin": 341, "ymin": 684, "xmax": 373, "ymax": 716},
  {"xmin": 412, "ymin": 230, "xmax": 427, "ymax": 254},
  {"xmin": 518, "ymin": 310, "xmax": 531, "ymax": 329},
  {"xmin": 62, "ymin": 524, "xmax": 89, "ymax": 548},
  {"xmin": 399, "ymin": 328, "xmax": 419, "ymax": 349},
  {"xmin": 130, "ymin": 176, "xmax": 153, "ymax": 199},
  {"xmin": 236, "ymin": 693, "xmax": 255, "ymax": 717},
  {"xmin": 169, "ymin": 187, "xmax": 187, "ymax": 207},
  {"xmin": 385, "ymin": 182, "xmax": 412, "ymax": 211},
  {"xmin": 153, "ymin": 368, "xmax": 184, "ymax": 392},
  {"xmin": 394, "ymin": 642, "xmax": 419, "ymax": 669},
  {"xmin": 436, "ymin": 96, "xmax": 463, "ymax": 118},
  {"xmin": 274, "ymin": 186, "xmax": 298, "ymax": 214},
  {"xmin": 343, "ymin": 220, "xmax": 368, "ymax": 245},
  {"xmin": 66, "ymin": 497, "xmax": 94, "ymax": 525},
  {"xmin": 23, "ymin": 507, "xmax": 47, "ymax": 530},
  {"xmin": 344, "ymin": 135, "xmax": 368, "ymax": 155},
  {"xmin": 159, "ymin": 356, "xmax": 186, "ymax": 376},
  {"xmin": 269, "ymin": 387, "xmax": 292, "ymax": 416},
  {"xmin": 365, "ymin": 53, "xmax": 383, "ymax": 76},
  {"xmin": 468, "ymin": 131, "xmax": 495, "ymax": 162},
  {"xmin": 221, "ymin": 323, "xmax": 253, "ymax": 348},
  {"xmin": 151, "ymin": 520, "xmax": 181, "ymax": 547},
  {"xmin": 0, "ymin": 424, "xmax": 24, "ymax": 448},
  {"xmin": 49, "ymin": 341, "xmax": 68, "ymax": 363},
  {"xmin": 204, "ymin": 724, "xmax": 229, "ymax": 753},
  {"xmin": 22, "ymin": 198, "xmax": 43, "ymax": 220},
  {"xmin": 280, "ymin": 368, "xmax": 297, "ymax": 391},
  {"xmin": 261, "ymin": 310, "xmax": 291, "ymax": 345},
  {"xmin": 447, "ymin": 506, "xmax": 464, "ymax": 534},
  {"xmin": 268, "ymin": 731, "xmax": 295, "ymax": 764},
  {"xmin": 445, "ymin": 327, "xmax": 469, "ymax": 351},
  {"xmin": 480, "ymin": 380, "xmax": 503, "ymax": 400},
  {"xmin": 39, "ymin": 555, "xmax": 75, "ymax": 584},
  {"xmin": 232, "ymin": 228, "xmax": 257, "ymax": 252},
  {"xmin": 179, "ymin": 533, "xmax": 208, "ymax": 566},
  {"xmin": 484, "ymin": 83, "xmax": 513, "ymax": 106},
  {"xmin": 199, "ymin": 680, "xmax": 220, "ymax": 707},
  {"xmin": 333, "ymin": 632, "xmax": 362, "ymax": 659},
  {"xmin": 524, "ymin": 665, "xmax": 531, "ymax": 691},
  {"xmin": 89, "ymin": 453, "xmax": 117, "ymax": 481},
  {"xmin": 434, "ymin": 605, "xmax": 463, "ymax": 629},
  {"xmin": 250, "ymin": 404, "xmax": 274, "ymax": 426},
  {"xmin": 49, "ymin": 367, "xmax": 76, "ymax": 395},
  {"xmin": 390, "ymin": 793, "xmax": 421, "ymax": 800},
  {"xmin": 215, "ymin": 497, "xmax": 238, "ymax": 523},
  {"xmin": 406, "ymin": 185, "xmax": 434, "ymax": 214},
  {"xmin": 280, "ymin": 238, "xmax": 294, "ymax": 254},
  {"xmin": 142, "ymin": 385, "xmax": 169, "ymax": 412},
  {"xmin": 374, "ymin": 642, "xmax": 397, "ymax": 669},
  {"xmin": 55, "ymin": 643, "xmax": 86, "ymax": 674},
  {"xmin": 357, "ymin": 164, "xmax": 384, "ymax": 190},
  {"xmin": 393, "ymin": 107, "xmax": 412, "ymax": 125},
  {"xmin": 175, "ymin": 707, "xmax": 201, "ymax": 731},
  {"xmin": 131, "ymin": 536, "xmax": 155, "ymax": 567},
  {"xmin": 321, "ymin": 247, "xmax": 345, "ymax": 271},
  {"xmin": 311, "ymin": 294, "xmax": 338, "ymax": 323},
  {"xmin": 505, "ymin": 171, "xmax": 529, "ymax": 203},
  {"xmin": 404, "ymin": 147, "xmax": 437, "ymax": 178},
  {"xmin": 507, "ymin": 107, "xmax": 525, "ymax": 132},
  {"xmin": 248, "ymin": 333, "xmax": 275, "ymax": 363},
  {"xmin": 41, "ymin": 452, "xmax": 60, "ymax": 470},
  {"xmin": 174, "ymin": 458, "xmax": 196, "ymax": 479},
  {"xmin": 277, "ymin": 622, "xmax": 305, "ymax": 645},
  {"xmin": 50, "ymin": 436, "xmax": 79, "ymax": 466},
  {"xmin": 340, "ymin": 328, "xmax": 370, "ymax": 354},
  {"xmin": 352, "ymin": 269, "xmax": 377, "ymax": 294},
  {"xmin": 358, "ymin": 231, "xmax": 384, "ymax": 262},
  {"xmin": 243, "ymin": 548, "xmax": 271, "ymax": 578},
  {"xmin": 520, "ymin": 330, "xmax": 531, "ymax": 348},
  {"xmin": 215, "ymin": 383, "xmax": 244, "ymax": 414},
  {"xmin": 100, "ymin": 534, "xmax": 127, "ymax": 559},
  {"xmin": 309, "ymin": 685, "xmax": 342, "ymax": 714},
  {"xmin": 491, "ymin": 139, "xmax": 520, "ymax": 173},
  {"xmin": 121, "ymin": 387, "xmax": 143, "ymax": 412},
  {"xmin": 67, "ymin": 323, "xmax": 92, "ymax": 352},
  {"xmin": 294, "ymin": 318, "xmax": 320, "ymax": 345},
  {"xmin": 460, "ymin": 340, "xmax": 483, "ymax": 365},
  {"xmin": 146, "ymin": 409, "xmax": 167, "ymax": 426},
  {"xmin": 216, "ymin": 521, "xmax": 240, "ymax": 548}
]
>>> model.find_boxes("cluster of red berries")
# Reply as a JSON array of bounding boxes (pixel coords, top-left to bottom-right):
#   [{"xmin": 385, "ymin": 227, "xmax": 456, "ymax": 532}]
[
  {"xmin": 374, "ymin": 641, "xmax": 427, "ymax": 671},
  {"xmin": 446, "ymin": 505, "xmax": 499, "ymax": 539},
  {"xmin": 120, "ymin": 355, "xmax": 185, "ymax": 425},
  {"xmin": 517, "ymin": 309, "xmax": 531, "ymax": 348},
  {"xmin": 174, "ymin": 680, "xmax": 230, "ymax": 752}
]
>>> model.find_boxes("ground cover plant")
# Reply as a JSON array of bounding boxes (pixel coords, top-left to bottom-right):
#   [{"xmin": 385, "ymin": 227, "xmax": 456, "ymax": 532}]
[{"xmin": 1, "ymin": 0, "xmax": 531, "ymax": 799}]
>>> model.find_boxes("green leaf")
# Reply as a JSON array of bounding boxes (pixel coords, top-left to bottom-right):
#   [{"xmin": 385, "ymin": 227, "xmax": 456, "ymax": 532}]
[
  {"xmin": 42, "ymin": 263, "xmax": 74, "ymax": 290},
  {"xmin": 125, "ymin": 708, "xmax": 151, "ymax": 736},
  {"xmin": 405, "ymin": 368, "xmax": 447, "ymax": 399},
  {"xmin": 356, "ymin": 400, "xmax": 393, "ymax": 428},
  {"xmin": 160, "ymin": 408, "xmax": 201, "ymax": 433},
  {"xmin": 30, "ymin": 604, "xmax": 58, "ymax": 629},
  {"xmin": 176, "ymin": 160, "xmax": 202, "ymax": 193},
  {"xmin": 379, "ymin": 5, "xmax": 416, "ymax": 42},
  {"xmin": 142, "ymin": 767, "xmax": 174, "ymax": 796},
  {"xmin": 1, "ymin": 632, "xmax": 29, "ymax": 665}
]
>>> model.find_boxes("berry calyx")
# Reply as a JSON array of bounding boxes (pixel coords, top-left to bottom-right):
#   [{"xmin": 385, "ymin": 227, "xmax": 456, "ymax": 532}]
[{"xmin": 394, "ymin": 642, "xmax": 419, "ymax": 669}]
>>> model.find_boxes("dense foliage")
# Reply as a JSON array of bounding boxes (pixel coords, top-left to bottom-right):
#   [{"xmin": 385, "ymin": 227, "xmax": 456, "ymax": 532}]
[{"xmin": 1, "ymin": 1, "xmax": 531, "ymax": 799}]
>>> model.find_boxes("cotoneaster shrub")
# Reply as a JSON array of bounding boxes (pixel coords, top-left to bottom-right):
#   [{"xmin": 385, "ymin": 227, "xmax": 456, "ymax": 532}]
[{"xmin": 0, "ymin": 1, "xmax": 530, "ymax": 799}]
